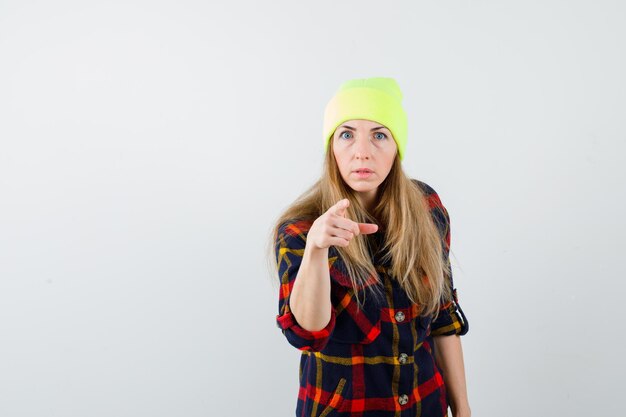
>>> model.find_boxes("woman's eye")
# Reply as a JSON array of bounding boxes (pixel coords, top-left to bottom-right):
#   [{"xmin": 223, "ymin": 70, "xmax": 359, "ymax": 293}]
[
  {"xmin": 340, "ymin": 131, "xmax": 352, "ymax": 139},
  {"xmin": 374, "ymin": 132, "xmax": 387, "ymax": 140}
]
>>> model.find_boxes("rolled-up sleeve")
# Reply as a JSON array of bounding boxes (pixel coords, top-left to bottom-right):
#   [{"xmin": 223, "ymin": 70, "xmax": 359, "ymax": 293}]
[
  {"xmin": 430, "ymin": 287, "xmax": 469, "ymax": 336},
  {"xmin": 428, "ymin": 192, "xmax": 470, "ymax": 337},
  {"xmin": 275, "ymin": 221, "xmax": 336, "ymax": 351}
]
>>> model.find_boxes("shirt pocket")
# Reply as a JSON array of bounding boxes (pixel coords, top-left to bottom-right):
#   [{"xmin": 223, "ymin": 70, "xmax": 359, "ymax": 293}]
[
  {"xmin": 328, "ymin": 284, "xmax": 383, "ymax": 345},
  {"xmin": 316, "ymin": 377, "xmax": 348, "ymax": 417},
  {"xmin": 416, "ymin": 313, "xmax": 433, "ymax": 342},
  {"xmin": 327, "ymin": 248, "xmax": 385, "ymax": 345}
]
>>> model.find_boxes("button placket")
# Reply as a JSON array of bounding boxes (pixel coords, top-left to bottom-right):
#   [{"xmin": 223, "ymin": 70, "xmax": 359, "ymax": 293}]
[{"xmin": 394, "ymin": 311, "xmax": 405, "ymax": 322}]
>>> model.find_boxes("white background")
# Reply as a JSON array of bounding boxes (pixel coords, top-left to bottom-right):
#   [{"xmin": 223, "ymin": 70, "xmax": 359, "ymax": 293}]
[{"xmin": 1, "ymin": 1, "xmax": 624, "ymax": 416}]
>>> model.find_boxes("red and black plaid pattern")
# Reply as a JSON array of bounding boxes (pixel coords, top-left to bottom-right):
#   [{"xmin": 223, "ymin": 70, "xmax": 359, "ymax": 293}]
[{"xmin": 275, "ymin": 180, "xmax": 469, "ymax": 417}]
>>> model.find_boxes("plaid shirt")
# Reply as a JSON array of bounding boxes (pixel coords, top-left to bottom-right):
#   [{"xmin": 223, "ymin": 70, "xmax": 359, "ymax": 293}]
[{"xmin": 275, "ymin": 180, "xmax": 469, "ymax": 417}]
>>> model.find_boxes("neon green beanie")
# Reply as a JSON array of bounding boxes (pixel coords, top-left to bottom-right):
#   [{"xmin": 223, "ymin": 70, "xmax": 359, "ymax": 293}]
[{"xmin": 323, "ymin": 77, "xmax": 408, "ymax": 161}]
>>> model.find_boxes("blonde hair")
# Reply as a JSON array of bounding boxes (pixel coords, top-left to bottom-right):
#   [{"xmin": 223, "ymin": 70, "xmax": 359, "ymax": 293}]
[{"xmin": 265, "ymin": 138, "xmax": 452, "ymax": 319}]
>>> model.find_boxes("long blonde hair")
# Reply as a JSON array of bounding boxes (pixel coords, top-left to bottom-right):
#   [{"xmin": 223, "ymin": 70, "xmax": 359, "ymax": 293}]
[{"xmin": 266, "ymin": 138, "xmax": 452, "ymax": 319}]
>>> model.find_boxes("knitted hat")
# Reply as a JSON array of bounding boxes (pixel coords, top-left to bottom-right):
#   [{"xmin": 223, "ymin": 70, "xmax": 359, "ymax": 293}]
[{"xmin": 323, "ymin": 77, "xmax": 408, "ymax": 161}]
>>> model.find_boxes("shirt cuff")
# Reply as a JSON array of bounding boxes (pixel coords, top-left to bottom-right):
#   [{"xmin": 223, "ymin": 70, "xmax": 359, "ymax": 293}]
[
  {"xmin": 276, "ymin": 304, "xmax": 337, "ymax": 352},
  {"xmin": 430, "ymin": 289, "xmax": 469, "ymax": 336}
]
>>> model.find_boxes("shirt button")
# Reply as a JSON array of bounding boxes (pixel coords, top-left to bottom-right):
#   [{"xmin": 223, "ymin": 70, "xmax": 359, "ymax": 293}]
[
  {"xmin": 398, "ymin": 394, "xmax": 409, "ymax": 405},
  {"xmin": 395, "ymin": 311, "xmax": 405, "ymax": 322},
  {"xmin": 398, "ymin": 353, "xmax": 408, "ymax": 364}
]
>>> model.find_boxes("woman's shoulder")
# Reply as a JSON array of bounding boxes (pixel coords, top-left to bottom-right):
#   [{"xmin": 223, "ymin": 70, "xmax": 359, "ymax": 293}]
[
  {"xmin": 410, "ymin": 178, "xmax": 438, "ymax": 197},
  {"xmin": 277, "ymin": 218, "xmax": 315, "ymax": 241},
  {"xmin": 409, "ymin": 178, "xmax": 449, "ymax": 229}
]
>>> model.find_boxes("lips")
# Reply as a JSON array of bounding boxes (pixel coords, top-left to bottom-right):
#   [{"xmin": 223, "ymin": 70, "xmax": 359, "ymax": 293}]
[{"xmin": 353, "ymin": 168, "xmax": 373, "ymax": 173}]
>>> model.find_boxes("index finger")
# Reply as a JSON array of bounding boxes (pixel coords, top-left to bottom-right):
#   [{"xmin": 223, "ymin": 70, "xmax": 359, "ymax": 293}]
[{"xmin": 333, "ymin": 198, "xmax": 349, "ymax": 218}]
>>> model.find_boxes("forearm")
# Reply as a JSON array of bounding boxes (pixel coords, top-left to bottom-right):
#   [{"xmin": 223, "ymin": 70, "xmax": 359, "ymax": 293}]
[
  {"xmin": 432, "ymin": 334, "xmax": 471, "ymax": 416},
  {"xmin": 288, "ymin": 241, "xmax": 332, "ymax": 331}
]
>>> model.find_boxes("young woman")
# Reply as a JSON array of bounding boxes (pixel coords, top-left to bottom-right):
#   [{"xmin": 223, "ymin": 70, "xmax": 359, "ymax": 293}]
[{"xmin": 269, "ymin": 77, "xmax": 470, "ymax": 417}]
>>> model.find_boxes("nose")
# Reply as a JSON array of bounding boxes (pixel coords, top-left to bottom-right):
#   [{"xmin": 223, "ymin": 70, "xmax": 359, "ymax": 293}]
[{"xmin": 354, "ymin": 136, "xmax": 371, "ymax": 160}]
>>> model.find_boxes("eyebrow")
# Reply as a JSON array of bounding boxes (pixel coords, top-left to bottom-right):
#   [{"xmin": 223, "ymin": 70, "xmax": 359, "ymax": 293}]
[{"xmin": 339, "ymin": 125, "xmax": 387, "ymax": 131}]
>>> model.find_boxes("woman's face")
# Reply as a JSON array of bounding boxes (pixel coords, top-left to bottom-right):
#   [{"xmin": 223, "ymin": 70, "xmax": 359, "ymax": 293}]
[{"xmin": 332, "ymin": 119, "xmax": 398, "ymax": 209}]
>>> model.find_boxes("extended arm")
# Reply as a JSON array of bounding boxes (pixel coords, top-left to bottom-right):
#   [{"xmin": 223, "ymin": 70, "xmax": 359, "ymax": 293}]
[{"xmin": 275, "ymin": 221, "xmax": 336, "ymax": 351}]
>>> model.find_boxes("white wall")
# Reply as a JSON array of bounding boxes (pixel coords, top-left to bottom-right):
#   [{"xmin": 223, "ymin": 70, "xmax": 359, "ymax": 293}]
[{"xmin": 1, "ymin": 1, "xmax": 624, "ymax": 416}]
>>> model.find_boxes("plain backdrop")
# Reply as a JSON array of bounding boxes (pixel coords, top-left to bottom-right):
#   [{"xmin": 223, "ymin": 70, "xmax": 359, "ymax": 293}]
[{"xmin": 1, "ymin": 1, "xmax": 624, "ymax": 416}]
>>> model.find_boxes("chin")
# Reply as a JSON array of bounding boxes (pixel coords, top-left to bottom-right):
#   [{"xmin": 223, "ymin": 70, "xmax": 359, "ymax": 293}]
[{"xmin": 349, "ymin": 182, "xmax": 375, "ymax": 191}]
